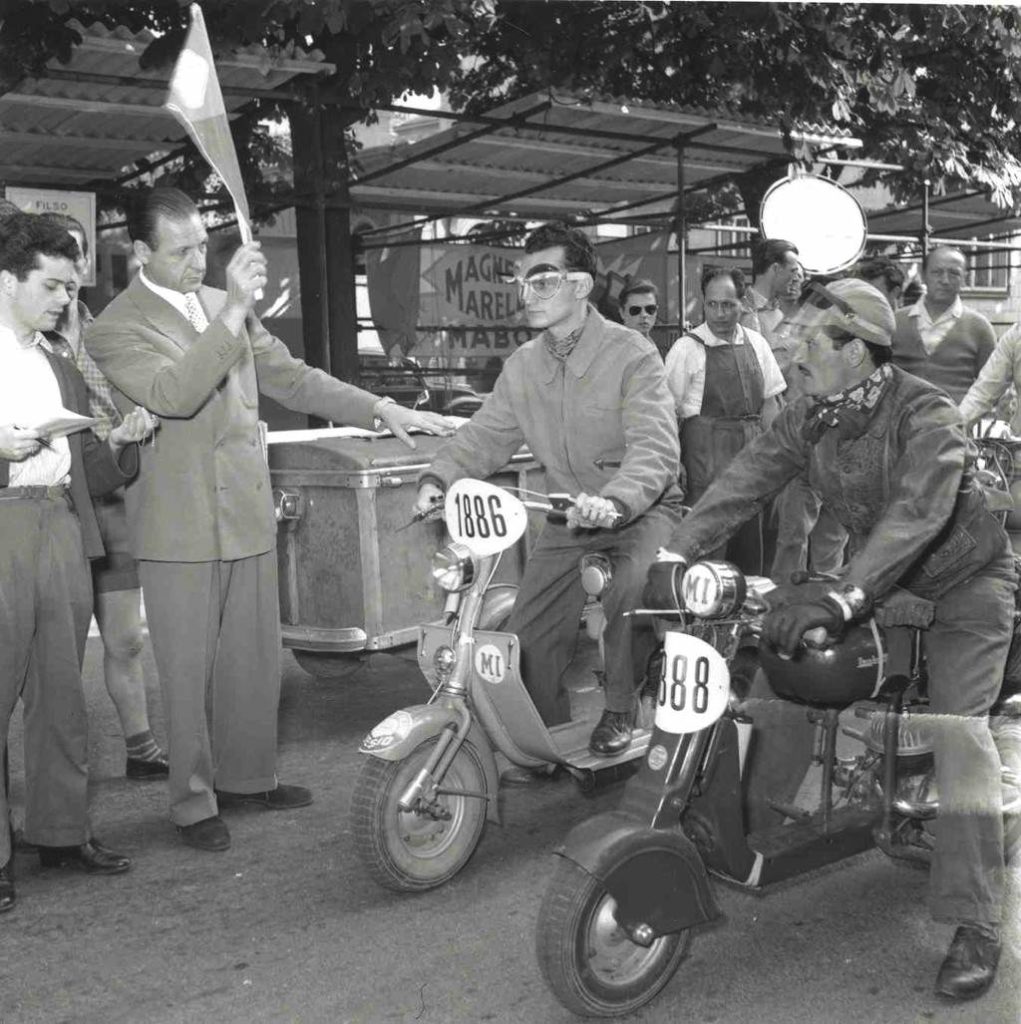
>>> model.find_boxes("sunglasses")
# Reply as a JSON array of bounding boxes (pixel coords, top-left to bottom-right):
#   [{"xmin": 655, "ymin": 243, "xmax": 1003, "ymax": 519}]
[{"xmin": 627, "ymin": 304, "xmax": 657, "ymax": 316}]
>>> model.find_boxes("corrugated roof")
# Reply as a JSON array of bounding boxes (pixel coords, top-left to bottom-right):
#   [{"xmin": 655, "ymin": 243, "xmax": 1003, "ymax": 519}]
[
  {"xmin": 350, "ymin": 91, "xmax": 861, "ymax": 225},
  {"xmin": 868, "ymin": 190, "xmax": 1021, "ymax": 242},
  {"xmin": 0, "ymin": 19, "xmax": 331, "ymax": 189}
]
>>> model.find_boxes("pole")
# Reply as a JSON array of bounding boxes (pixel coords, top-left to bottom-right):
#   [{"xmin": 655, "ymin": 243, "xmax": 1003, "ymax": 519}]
[
  {"xmin": 921, "ymin": 177, "xmax": 932, "ymax": 263},
  {"xmin": 675, "ymin": 136, "xmax": 686, "ymax": 331}
]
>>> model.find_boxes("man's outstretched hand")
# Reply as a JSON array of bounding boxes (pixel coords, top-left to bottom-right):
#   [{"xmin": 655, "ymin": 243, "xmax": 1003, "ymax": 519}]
[
  {"xmin": 762, "ymin": 599, "xmax": 842, "ymax": 656},
  {"xmin": 378, "ymin": 403, "xmax": 456, "ymax": 450}
]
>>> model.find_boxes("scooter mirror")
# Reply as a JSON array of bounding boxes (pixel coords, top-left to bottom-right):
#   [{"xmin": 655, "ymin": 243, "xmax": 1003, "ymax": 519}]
[{"xmin": 445, "ymin": 479, "xmax": 528, "ymax": 557}]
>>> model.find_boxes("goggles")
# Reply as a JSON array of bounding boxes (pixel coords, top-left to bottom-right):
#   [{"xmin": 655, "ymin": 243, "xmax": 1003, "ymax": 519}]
[
  {"xmin": 502, "ymin": 270, "xmax": 590, "ymax": 300},
  {"xmin": 627, "ymin": 304, "xmax": 657, "ymax": 316}
]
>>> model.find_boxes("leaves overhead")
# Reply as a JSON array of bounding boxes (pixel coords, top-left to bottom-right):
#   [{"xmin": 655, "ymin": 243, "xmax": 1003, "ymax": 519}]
[{"xmin": 2, "ymin": 1, "xmax": 1021, "ymax": 216}]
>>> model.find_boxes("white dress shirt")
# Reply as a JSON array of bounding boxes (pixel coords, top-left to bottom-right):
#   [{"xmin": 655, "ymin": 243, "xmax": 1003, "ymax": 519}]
[
  {"xmin": 0, "ymin": 325, "xmax": 72, "ymax": 486},
  {"xmin": 664, "ymin": 321, "xmax": 787, "ymax": 419},
  {"xmin": 138, "ymin": 269, "xmax": 209, "ymax": 332},
  {"xmin": 908, "ymin": 295, "xmax": 964, "ymax": 355}
]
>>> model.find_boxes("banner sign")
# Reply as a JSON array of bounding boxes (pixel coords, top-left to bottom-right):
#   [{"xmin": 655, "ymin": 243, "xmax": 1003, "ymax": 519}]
[
  {"xmin": 6, "ymin": 187, "xmax": 97, "ymax": 286},
  {"xmin": 413, "ymin": 243, "xmax": 531, "ymax": 359}
]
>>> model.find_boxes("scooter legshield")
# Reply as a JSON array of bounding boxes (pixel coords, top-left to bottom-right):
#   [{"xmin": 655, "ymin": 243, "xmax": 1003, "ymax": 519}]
[
  {"xmin": 359, "ymin": 704, "xmax": 501, "ymax": 823},
  {"xmin": 554, "ymin": 809, "xmax": 720, "ymax": 936}
]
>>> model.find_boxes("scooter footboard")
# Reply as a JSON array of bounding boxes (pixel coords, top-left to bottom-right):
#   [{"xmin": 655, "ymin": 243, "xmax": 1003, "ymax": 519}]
[
  {"xmin": 359, "ymin": 704, "xmax": 501, "ymax": 823},
  {"xmin": 555, "ymin": 810, "xmax": 720, "ymax": 936}
]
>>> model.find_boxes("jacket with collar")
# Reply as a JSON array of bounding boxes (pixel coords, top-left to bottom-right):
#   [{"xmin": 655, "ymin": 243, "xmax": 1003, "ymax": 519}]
[
  {"xmin": 423, "ymin": 305, "xmax": 681, "ymax": 520},
  {"xmin": 668, "ymin": 365, "xmax": 1011, "ymax": 601},
  {"xmin": 0, "ymin": 349, "xmax": 137, "ymax": 558},
  {"xmin": 85, "ymin": 274, "xmax": 381, "ymax": 562}
]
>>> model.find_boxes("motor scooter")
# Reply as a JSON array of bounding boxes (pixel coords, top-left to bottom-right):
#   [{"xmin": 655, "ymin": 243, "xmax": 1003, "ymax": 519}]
[
  {"xmin": 535, "ymin": 558, "xmax": 1021, "ymax": 1018},
  {"xmin": 350, "ymin": 479, "xmax": 652, "ymax": 892}
]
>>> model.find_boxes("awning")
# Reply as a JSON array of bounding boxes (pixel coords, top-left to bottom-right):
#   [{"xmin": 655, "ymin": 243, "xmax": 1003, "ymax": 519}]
[
  {"xmin": 0, "ymin": 19, "xmax": 331, "ymax": 190},
  {"xmin": 350, "ymin": 91, "xmax": 861, "ymax": 228}
]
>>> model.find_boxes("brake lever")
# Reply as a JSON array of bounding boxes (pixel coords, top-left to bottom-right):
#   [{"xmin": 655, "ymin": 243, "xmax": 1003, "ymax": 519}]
[{"xmin": 396, "ymin": 501, "xmax": 444, "ymax": 531}]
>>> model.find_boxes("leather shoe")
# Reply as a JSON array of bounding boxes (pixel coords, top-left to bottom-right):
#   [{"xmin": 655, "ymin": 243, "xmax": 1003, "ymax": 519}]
[
  {"xmin": 177, "ymin": 816, "xmax": 231, "ymax": 852},
  {"xmin": 935, "ymin": 924, "xmax": 1001, "ymax": 1000},
  {"xmin": 588, "ymin": 709, "xmax": 634, "ymax": 756},
  {"xmin": 37, "ymin": 838, "xmax": 131, "ymax": 875},
  {"xmin": 0, "ymin": 860, "xmax": 14, "ymax": 913},
  {"xmin": 215, "ymin": 783, "xmax": 312, "ymax": 811},
  {"xmin": 126, "ymin": 755, "xmax": 169, "ymax": 780}
]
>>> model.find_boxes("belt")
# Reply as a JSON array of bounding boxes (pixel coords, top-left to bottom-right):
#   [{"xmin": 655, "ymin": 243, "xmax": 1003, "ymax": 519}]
[{"xmin": 0, "ymin": 485, "xmax": 71, "ymax": 503}]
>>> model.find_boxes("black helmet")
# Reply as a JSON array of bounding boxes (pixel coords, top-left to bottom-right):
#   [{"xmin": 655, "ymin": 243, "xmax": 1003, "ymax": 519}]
[{"xmin": 758, "ymin": 619, "xmax": 886, "ymax": 708}]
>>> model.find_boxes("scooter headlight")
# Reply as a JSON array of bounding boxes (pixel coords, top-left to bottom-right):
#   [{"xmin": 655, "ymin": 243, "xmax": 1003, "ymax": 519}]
[
  {"xmin": 431, "ymin": 542, "xmax": 476, "ymax": 592},
  {"xmin": 580, "ymin": 553, "xmax": 613, "ymax": 597},
  {"xmin": 681, "ymin": 561, "xmax": 746, "ymax": 618}
]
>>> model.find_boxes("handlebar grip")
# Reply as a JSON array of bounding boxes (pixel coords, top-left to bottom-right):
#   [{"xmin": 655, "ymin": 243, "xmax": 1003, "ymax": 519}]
[{"xmin": 546, "ymin": 510, "xmax": 569, "ymax": 524}]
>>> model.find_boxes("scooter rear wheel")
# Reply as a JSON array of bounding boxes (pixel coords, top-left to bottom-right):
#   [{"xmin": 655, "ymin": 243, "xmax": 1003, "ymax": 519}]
[
  {"xmin": 351, "ymin": 737, "xmax": 488, "ymax": 892},
  {"xmin": 536, "ymin": 858, "xmax": 691, "ymax": 1017}
]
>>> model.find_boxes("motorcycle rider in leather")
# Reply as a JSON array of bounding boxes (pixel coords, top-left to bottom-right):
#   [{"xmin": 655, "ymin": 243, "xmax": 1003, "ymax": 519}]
[
  {"xmin": 415, "ymin": 221, "xmax": 683, "ymax": 768},
  {"xmin": 655, "ymin": 278, "xmax": 1017, "ymax": 1002}
]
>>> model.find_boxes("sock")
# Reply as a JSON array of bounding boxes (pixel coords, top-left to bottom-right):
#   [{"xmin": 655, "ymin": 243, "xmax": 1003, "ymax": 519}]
[{"xmin": 126, "ymin": 730, "xmax": 165, "ymax": 762}]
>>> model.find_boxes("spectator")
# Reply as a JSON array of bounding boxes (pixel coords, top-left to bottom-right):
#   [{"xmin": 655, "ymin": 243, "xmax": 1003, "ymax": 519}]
[
  {"xmin": 891, "ymin": 246, "xmax": 996, "ymax": 402},
  {"xmin": 618, "ymin": 278, "xmax": 659, "ymax": 340},
  {"xmin": 0, "ymin": 213, "xmax": 154, "ymax": 913},
  {"xmin": 664, "ymin": 265, "xmax": 785, "ymax": 573},
  {"xmin": 39, "ymin": 211, "xmax": 168, "ymax": 780},
  {"xmin": 960, "ymin": 322, "xmax": 1021, "ymax": 435},
  {"xmin": 741, "ymin": 237, "xmax": 802, "ymax": 379},
  {"xmin": 86, "ymin": 188, "xmax": 453, "ymax": 853},
  {"xmin": 855, "ymin": 255, "xmax": 905, "ymax": 309}
]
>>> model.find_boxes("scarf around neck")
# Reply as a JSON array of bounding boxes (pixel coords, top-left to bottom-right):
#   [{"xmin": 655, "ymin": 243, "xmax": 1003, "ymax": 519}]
[
  {"xmin": 801, "ymin": 363, "xmax": 893, "ymax": 443},
  {"xmin": 544, "ymin": 312, "xmax": 588, "ymax": 362}
]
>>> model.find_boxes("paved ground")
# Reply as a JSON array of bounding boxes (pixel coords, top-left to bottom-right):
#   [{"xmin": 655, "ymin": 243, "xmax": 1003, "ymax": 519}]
[{"xmin": 1, "ymin": 637, "xmax": 1019, "ymax": 1024}]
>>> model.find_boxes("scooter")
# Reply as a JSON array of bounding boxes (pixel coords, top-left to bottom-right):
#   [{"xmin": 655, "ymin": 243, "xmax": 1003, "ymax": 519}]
[
  {"xmin": 350, "ymin": 479, "xmax": 652, "ymax": 892},
  {"xmin": 535, "ymin": 558, "xmax": 1021, "ymax": 1018}
]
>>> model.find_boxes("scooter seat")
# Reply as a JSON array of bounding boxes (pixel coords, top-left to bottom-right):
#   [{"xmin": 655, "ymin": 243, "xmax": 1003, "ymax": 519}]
[{"xmin": 991, "ymin": 693, "xmax": 1021, "ymax": 719}]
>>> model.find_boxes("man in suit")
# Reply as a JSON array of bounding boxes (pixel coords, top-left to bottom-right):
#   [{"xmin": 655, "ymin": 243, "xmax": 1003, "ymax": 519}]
[
  {"xmin": 0, "ymin": 213, "xmax": 154, "ymax": 914},
  {"xmin": 86, "ymin": 188, "xmax": 453, "ymax": 852}
]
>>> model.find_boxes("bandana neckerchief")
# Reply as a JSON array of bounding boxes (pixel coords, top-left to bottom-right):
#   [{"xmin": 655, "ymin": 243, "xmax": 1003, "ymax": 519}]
[
  {"xmin": 544, "ymin": 313, "xmax": 588, "ymax": 362},
  {"xmin": 801, "ymin": 363, "xmax": 893, "ymax": 443}
]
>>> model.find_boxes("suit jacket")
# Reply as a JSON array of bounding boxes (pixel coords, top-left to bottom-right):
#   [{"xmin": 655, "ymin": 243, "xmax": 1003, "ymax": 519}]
[
  {"xmin": 0, "ymin": 349, "xmax": 137, "ymax": 558},
  {"xmin": 85, "ymin": 274, "xmax": 381, "ymax": 561}
]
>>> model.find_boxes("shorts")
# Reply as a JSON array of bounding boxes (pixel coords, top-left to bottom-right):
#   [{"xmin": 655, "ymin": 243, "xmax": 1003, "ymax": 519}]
[{"xmin": 91, "ymin": 488, "xmax": 140, "ymax": 594}]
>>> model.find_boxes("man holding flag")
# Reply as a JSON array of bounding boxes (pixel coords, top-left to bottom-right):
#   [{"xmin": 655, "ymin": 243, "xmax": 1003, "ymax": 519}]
[{"xmin": 86, "ymin": 189, "xmax": 452, "ymax": 852}]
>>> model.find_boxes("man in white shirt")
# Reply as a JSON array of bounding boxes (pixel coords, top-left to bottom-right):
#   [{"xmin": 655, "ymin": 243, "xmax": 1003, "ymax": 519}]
[
  {"xmin": 891, "ymin": 246, "xmax": 995, "ymax": 402},
  {"xmin": 741, "ymin": 238, "xmax": 801, "ymax": 380},
  {"xmin": 0, "ymin": 213, "xmax": 154, "ymax": 914}
]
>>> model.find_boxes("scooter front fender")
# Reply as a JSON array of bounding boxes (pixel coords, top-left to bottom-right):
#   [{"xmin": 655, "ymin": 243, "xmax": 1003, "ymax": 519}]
[
  {"xmin": 555, "ymin": 810, "xmax": 719, "ymax": 936},
  {"xmin": 359, "ymin": 704, "xmax": 501, "ymax": 823}
]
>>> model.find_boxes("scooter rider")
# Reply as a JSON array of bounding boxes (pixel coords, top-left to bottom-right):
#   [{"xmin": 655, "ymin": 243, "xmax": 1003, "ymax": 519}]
[
  {"xmin": 415, "ymin": 221, "xmax": 683, "ymax": 760},
  {"xmin": 653, "ymin": 278, "xmax": 1017, "ymax": 1002}
]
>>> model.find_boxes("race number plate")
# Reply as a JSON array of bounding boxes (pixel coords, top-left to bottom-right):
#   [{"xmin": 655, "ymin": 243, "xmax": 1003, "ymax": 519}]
[
  {"xmin": 445, "ymin": 479, "xmax": 527, "ymax": 557},
  {"xmin": 655, "ymin": 632, "xmax": 730, "ymax": 735}
]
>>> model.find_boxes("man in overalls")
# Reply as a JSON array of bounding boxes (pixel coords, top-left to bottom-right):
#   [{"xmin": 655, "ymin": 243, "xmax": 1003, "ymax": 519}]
[{"xmin": 664, "ymin": 265, "xmax": 785, "ymax": 574}]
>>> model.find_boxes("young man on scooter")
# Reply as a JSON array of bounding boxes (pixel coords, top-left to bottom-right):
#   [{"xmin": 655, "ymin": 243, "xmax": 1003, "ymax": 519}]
[
  {"xmin": 415, "ymin": 221, "xmax": 683, "ymax": 763},
  {"xmin": 653, "ymin": 278, "xmax": 1017, "ymax": 1002}
]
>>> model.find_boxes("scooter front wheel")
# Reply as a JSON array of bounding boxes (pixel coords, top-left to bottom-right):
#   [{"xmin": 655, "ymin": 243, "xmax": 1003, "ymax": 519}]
[
  {"xmin": 351, "ymin": 737, "xmax": 488, "ymax": 892},
  {"xmin": 537, "ymin": 858, "xmax": 691, "ymax": 1018}
]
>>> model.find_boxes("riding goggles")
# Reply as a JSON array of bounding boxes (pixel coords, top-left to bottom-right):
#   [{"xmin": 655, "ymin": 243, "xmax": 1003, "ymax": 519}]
[{"xmin": 503, "ymin": 270, "xmax": 590, "ymax": 300}]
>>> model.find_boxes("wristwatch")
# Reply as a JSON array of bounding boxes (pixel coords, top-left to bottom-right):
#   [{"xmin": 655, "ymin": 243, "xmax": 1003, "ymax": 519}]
[
  {"xmin": 825, "ymin": 584, "xmax": 870, "ymax": 622},
  {"xmin": 373, "ymin": 396, "xmax": 398, "ymax": 431}
]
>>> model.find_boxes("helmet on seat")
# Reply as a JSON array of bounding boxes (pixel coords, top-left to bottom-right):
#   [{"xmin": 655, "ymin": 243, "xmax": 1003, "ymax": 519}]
[{"xmin": 758, "ymin": 620, "xmax": 886, "ymax": 708}]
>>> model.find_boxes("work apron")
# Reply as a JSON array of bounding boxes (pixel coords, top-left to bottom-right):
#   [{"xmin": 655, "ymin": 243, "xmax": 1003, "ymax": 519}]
[{"xmin": 680, "ymin": 328, "xmax": 766, "ymax": 572}]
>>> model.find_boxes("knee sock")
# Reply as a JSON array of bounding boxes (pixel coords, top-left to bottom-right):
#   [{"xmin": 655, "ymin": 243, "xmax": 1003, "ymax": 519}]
[{"xmin": 125, "ymin": 730, "xmax": 166, "ymax": 762}]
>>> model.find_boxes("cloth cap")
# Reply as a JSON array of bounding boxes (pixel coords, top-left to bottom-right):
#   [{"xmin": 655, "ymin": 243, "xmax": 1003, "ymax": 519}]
[{"xmin": 803, "ymin": 278, "xmax": 896, "ymax": 347}]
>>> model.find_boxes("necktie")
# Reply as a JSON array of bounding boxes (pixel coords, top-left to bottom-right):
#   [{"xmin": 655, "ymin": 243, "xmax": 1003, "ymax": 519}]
[{"xmin": 184, "ymin": 293, "xmax": 209, "ymax": 333}]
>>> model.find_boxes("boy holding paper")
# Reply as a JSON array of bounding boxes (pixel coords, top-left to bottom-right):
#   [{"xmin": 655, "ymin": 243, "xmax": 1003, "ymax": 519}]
[{"xmin": 0, "ymin": 213, "xmax": 155, "ymax": 915}]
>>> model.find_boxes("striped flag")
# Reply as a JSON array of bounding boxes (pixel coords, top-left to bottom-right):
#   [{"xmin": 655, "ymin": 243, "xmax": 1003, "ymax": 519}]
[{"xmin": 165, "ymin": 3, "xmax": 253, "ymax": 243}]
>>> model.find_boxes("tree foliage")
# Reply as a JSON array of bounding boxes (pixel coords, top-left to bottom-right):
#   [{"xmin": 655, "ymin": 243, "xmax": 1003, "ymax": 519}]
[{"xmin": 449, "ymin": 2, "xmax": 1021, "ymax": 213}]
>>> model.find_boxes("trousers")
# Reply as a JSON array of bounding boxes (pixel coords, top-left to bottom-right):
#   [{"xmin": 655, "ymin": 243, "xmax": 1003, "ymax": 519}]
[
  {"xmin": 0, "ymin": 493, "xmax": 92, "ymax": 864},
  {"xmin": 507, "ymin": 502, "xmax": 681, "ymax": 726},
  {"xmin": 138, "ymin": 551, "xmax": 281, "ymax": 827}
]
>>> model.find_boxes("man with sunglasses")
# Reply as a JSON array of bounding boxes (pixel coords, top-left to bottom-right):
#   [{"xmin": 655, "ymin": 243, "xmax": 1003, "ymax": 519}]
[
  {"xmin": 618, "ymin": 279, "xmax": 659, "ymax": 342},
  {"xmin": 654, "ymin": 278, "xmax": 1018, "ymax": 1002},
  {"xmin": 416, "ymin": 222, "xmax": 682, "ymax": 761}
]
